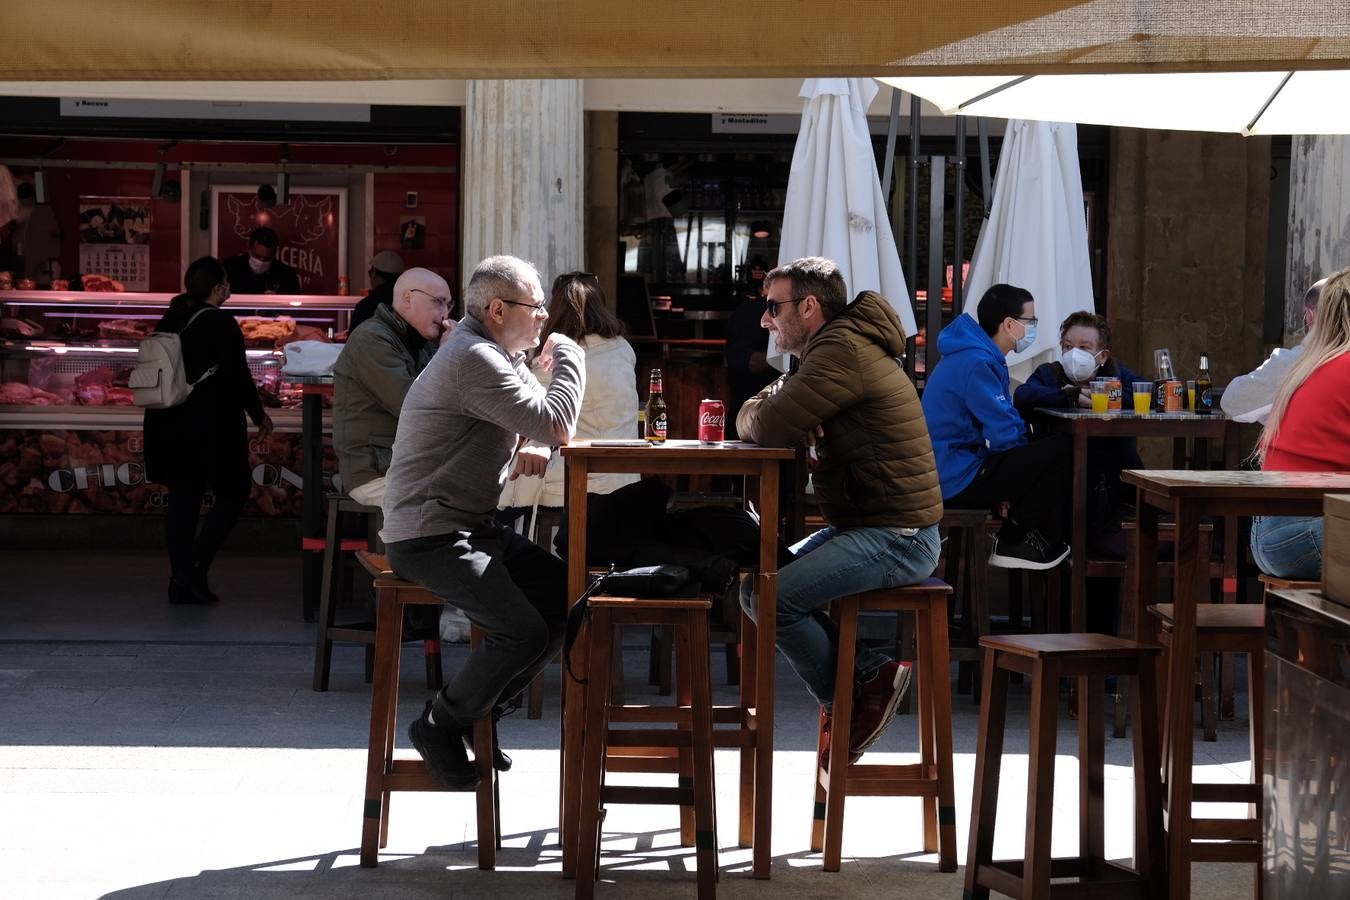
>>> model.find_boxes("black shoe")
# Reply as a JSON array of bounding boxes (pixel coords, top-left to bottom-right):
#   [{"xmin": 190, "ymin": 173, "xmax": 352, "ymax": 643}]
[
  {"xmin": 167, "ymin": 578, "xmax": 214, "ymax": 605},
  {"xmin": 988, "ymin": 530, "xmax": 1071, "ymax": 570},
  {"xmin": 408, "ymin": 702, "xmax": 479, "ymax": 790},
  {"xmin": 190, "ymin": 572, "xmax": 221, "ymax": 604}
]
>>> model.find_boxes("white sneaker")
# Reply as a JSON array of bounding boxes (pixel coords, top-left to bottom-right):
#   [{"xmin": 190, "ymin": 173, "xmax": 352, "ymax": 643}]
[{"xmin": 988, "ymin": 530, "xmax": 1071, "ymax": 570}]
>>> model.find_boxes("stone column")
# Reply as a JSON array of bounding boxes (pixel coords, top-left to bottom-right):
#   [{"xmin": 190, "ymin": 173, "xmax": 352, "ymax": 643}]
[
  {"xmin": 1287, "ymin": 135, "xmax": 1350, "ymax": 334},
  {"xmin": 462, "ymin": 80, "xmax": 584, "ymax": 291}
]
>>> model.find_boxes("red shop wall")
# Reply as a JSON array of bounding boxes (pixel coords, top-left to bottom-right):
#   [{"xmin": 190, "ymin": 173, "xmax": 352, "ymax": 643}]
[
  {"xmin": 29, "ymin": 167, "xmax": 183, "ymax": 292},
  {"xmin": 371, "ymin": 170, "xmax": 458, "ymax": 310}
]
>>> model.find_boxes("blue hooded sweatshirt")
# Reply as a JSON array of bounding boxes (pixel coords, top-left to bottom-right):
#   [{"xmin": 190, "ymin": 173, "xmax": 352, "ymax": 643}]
[{"xmin": 920, "ymin": 313, "xmax": 1027, "ymax": 499}]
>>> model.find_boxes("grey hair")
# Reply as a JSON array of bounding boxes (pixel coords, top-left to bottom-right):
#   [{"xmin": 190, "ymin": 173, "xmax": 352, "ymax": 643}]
[
  {"xmin": 764, "ymin": 256, "xmax": 848, "ymax": 321},
  {"xmin": 464, "ymin": 255, "xmax": 538, "ymax": 317}
]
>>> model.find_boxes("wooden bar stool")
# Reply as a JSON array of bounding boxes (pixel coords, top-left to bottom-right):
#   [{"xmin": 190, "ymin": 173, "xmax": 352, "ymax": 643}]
[
  {"xmin": 355, "ymin": 551, "xmax": 500, "ymax": 870},
  {"xmin": 574, "ymin": 594, "xmax": 718, "ymax": 900},
  {"xmin": 1148, "ymin": 601, "xmax": 1265, "ymax": 873},
  {"xmin": 312, "ymin": 495, "xmax": 443, "ymax": 692},
  {"xmin": 965, "ymin": 633, "xmax": 1165, "ymax": 900},
  {"xmin": 939, "ymin": 509, "xmax": 994, "ymax": 698},
  {"xmin": 810, "ymin": 578, "xmax": 957, "ymax": 872}
]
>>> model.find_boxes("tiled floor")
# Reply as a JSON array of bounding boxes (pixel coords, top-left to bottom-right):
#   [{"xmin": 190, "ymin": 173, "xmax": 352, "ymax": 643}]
[{"xmin": 1, "ymin": 550, "xmax": 1260, "ymax": 898}]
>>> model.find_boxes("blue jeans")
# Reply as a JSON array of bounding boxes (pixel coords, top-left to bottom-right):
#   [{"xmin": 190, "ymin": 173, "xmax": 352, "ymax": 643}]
[
  {"xmin": 739, "ymin": 524, "xmax": 942, "ymax": 708},
  {"xmin": 1250, "ymin": 515, "xmax": 1323, "ymax": 581}
]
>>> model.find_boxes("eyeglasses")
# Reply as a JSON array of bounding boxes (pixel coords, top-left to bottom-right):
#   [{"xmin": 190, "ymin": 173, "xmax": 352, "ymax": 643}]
[
  {"xmin": 409, "ymin": 288, "xmax": 450, "ymax": 307},
  {"xmin": 765, "ymin": 297, "xmax": 804, "ymax": 318},
  {"xmin": 500, "ymin": 298, "xmax": 548, "ymax": 313},
  {"xmin": 1014, "ymin": 316, "xmax": 1039, "ymax": 326}
]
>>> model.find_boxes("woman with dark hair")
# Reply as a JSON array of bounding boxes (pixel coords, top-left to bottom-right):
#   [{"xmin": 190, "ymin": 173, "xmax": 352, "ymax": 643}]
[
  {"xmin": 143, "ymin": 256, "xmax": 272, "ymax": 604},
  {"xmin": 499, "ymin": 271, "xmax": 638, "ymax": 514}
]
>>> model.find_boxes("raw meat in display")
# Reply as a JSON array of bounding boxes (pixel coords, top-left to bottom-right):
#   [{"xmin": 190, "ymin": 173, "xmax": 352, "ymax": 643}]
[
  {"xmin": 0, "ymin": 317, "xmax": 43, "ymax": 338},
  {"xmin": 104, "ymin": 387, "xmax": 135, "ymax": 405},
  {"xmin": 0, "ymin": 382, "xmax": 66, "ymax": 405},
  {"xmin": 97, "ymin": 319, "xmax": 154, "ymax": 340},
  {"xmin": 80, "ymin": 274, "xmax": 127, "ymax": 292},
  {"xmin": 74, "ymin": 367, "xmax": 115, "ymax": 389}
]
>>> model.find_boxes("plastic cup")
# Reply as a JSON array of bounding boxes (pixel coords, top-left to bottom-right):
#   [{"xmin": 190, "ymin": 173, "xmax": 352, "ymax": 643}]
[
  {"xmin": 1091, "ymin": 380, "xmax": 1109, "ymax": 413},
  {"xmin": 1187, "ymin": 380, "xmax": 1196, "ymax": 411},
  {"xmin": 1133, "ymin": 381, "xmax": 1152, "ymax": 414}
]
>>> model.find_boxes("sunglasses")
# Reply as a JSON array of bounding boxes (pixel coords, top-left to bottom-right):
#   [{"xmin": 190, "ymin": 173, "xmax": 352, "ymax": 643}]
[{"xmin": 765, "ymin": 297, "xmax": 804, "ymax": 318}]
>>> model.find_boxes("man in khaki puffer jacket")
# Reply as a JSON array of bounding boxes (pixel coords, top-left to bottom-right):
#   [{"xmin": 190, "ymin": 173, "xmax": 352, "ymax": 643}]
[{"xmin": 737, "ymin": 256, "xmax": 942, "ymax": 764}]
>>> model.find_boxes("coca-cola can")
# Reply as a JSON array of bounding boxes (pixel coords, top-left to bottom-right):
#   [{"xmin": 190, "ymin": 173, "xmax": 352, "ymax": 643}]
[{"xmin": 698, "ymin": 399, "xmax": 726, "ymax": 445}]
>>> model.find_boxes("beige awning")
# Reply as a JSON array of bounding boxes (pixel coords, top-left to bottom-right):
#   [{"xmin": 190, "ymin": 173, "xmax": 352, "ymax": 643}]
[{"xmin": 5, "ymin": 1, "xmax": 1350, "ymax": 81}]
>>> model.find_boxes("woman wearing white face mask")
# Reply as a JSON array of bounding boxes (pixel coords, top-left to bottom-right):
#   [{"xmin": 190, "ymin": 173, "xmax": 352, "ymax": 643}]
[
  {"xmin": 1014, "ymin": 311, "xmax": 1145, "ymax": 550},
  {"xmin": 1014, "ymin": 311, "xmax": 1144, "ymax": 413}
]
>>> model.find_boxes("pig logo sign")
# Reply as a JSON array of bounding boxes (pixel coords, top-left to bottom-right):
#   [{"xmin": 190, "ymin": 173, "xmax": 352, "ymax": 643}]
[{"xmin": 211, "ymin": 185, "xmax": 348, "ymax": 294}]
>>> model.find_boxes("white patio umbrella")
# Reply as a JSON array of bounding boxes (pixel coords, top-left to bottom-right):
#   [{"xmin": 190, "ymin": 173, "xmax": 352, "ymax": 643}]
[
  {"xmin": 878, "ymin": 70, "xmax": 1350, "ymax": 136},
  {"xmin": 770, "ymin": 77, "xmax": 915, "ymax": 371},
  {"xmin": 962, "ymin": 119, "xmax": 1094, "ymax": 385}
]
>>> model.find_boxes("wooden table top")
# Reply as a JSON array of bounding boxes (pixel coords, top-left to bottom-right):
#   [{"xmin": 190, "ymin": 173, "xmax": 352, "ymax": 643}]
[
  {"xmin": 1039, "ymin": 408, "xmax": 1231, "ymax": 422},
  {"xmin": 561, "ymin": 439, "xmax": 795, "ymax": 460},
  {"xmin": 1121, "ymin": 468, "xmax": 1350, "ymax": 498}
]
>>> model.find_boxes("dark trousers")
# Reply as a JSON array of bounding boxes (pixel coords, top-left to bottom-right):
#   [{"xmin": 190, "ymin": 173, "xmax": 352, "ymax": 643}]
[
  {"xmin": 946, "ymin": 433, "xmax": 1073, "ymax": 544},
  {"xmin": 386, "ymin": 521, "xmax": 567, "ymax": 726},
  {"xmin": 165, "ymin": 464, "xmax": 252, "ymax": 585}
]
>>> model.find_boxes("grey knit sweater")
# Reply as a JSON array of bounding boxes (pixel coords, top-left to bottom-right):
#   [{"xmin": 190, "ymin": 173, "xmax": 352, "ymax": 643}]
[{"xmin": 380, "ymin": 314, "xmax": 585, "ymax": 542}]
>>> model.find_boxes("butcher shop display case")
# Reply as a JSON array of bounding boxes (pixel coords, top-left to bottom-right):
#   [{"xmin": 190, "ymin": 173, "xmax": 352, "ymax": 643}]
[{"xmin": 0, "ymin": 290, "xmax": 353, "ymax": 517}]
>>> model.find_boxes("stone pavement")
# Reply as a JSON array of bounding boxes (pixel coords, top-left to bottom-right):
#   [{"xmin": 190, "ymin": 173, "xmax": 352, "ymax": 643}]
[{"xmin": 0, "ymin": 550, "xmax": 1259, "ymax": 899}]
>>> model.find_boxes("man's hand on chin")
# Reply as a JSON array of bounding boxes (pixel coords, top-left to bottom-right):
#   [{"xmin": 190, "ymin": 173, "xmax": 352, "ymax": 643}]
[{"xmin": 509, "ymin": 444, "xmax": 551, "ymax": 480}]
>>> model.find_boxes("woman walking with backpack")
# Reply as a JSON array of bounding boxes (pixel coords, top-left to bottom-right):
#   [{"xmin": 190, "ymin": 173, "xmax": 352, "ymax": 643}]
[{"xmin": 143, "ymin": 256, "xmax": 272, "ymax": 604}]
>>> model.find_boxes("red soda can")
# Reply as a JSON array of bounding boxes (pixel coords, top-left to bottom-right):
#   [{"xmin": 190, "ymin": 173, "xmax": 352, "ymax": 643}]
[{"xmin": 698, "ymin": 399, "xmax": 725, "ymax": 445}]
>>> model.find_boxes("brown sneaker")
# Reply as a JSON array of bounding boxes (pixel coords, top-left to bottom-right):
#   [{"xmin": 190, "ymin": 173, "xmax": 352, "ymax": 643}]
[{"xmin": 848, "ymin": 660, "xmax": 912, "ymax": 756}]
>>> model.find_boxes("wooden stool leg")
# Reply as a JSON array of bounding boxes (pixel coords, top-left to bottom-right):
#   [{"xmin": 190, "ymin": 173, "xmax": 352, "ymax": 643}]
[
  {"xmin": 527, "ymin": 670, "xmax": 545, "ymax": 720},
  {"xmin": 1133, "ymin": 656, "xmax": 1166, "ymax": 896},
  {"xmin": 360, "ymin": 587, "xmax": 401, "ymax": 867},
  {"xmin": 1248, "ymin": 646, "xmax": 1265, "ymax": 821},
  {"xmin": 810, "ymin": 706, "xmax": 828, "ymax": 853},
  {"xmin": 916, "ymin": 607, "xmax": 938, "ymax": 854},
  {"xmin": 687, "ymin": 613, "xmax": 718, "ymax": 900},
  {"xmin": 964, "ymin": 648, "xmax": 1009, "ymax": 900},
  {"xmin": 610, "ymin": 624, "xmax": 627, "ymax": 706},
  {"xmin": 469, "ymin": 627, "xmax": 497, "ymax": 871},
  {"xmin": 378, "ymin": 606, "xmax": 406, "ymax": 850},
  {"xmin": 574, "ymin": 609, "xmax": 615, "ymax": 900},
  {"xmin": 822, "ymin": 600, "xmax": 859, "ymax": 873},
  {"xmin": 736, "ymin": 611, "xmax": 756, "ymax": 848},
  {"xmin": 1114, "ymin": 540, "xmax": 1139, "ymax": 738},
  {"xmin": 1078, "ymin": 674, "xmax": 1106, "ymax": 880},
  {"xmin": 926, "ymin": 593, "xmax": 958, "ymax": 872},
  {"xmin": 1201, "ymin": 650, "xmax": 1219, "ymax": 741},
  {"xmin": 312, "ymin": 499, "xmax": 343, "ymax": 691},
  {"xmin": 1024, "ymin": 657, "xmax": 1059, "ymax": 900},
  {"xmin": 425, "ymin": 639, "xmax": 443, "ymax": 691},
  {"xmin": 676, "ymin": 622, "xmax": 696, "ymax": 847},
  {"xmin": 724, "ymin": 637, "xmax": 740, "ymax": 686}
]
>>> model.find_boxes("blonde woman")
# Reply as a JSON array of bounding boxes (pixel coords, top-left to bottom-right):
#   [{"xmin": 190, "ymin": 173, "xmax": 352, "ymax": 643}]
[{"xmin": 1250, "ymin": 266, "xmax": 1350, "ymax": 579}]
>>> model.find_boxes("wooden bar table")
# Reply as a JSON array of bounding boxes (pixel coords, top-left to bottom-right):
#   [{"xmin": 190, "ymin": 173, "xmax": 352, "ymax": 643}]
[
  {"xmin": 559, "ymin": 439, "xmax": 793, "ymax": 880},
  {"xmin": 1036, "ymin": 409, "xmax": 1240, "ymax": 635},
  {"xmin": 1121, "ymin": 469, "xmax": 1350, "ymax": 900}
]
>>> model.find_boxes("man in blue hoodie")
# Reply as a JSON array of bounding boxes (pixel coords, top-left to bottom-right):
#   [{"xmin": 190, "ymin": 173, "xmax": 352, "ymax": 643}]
[{"xmin": 921, "ymin": 283, "xmax": 1072, "ymax": 569}]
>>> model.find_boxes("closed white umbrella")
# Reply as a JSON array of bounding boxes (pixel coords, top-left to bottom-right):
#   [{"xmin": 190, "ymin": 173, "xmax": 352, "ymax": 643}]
[
  {"xmin": 879, "ymin": 71, "xmax": 1350, "ymax": 136},
  {"xmin": 771, "ymin": 77, "xmax": 914, "ymax": 371},
  {"xmin": 962, "ymin": 119, "xmax": 1094, "ymax": 385}
]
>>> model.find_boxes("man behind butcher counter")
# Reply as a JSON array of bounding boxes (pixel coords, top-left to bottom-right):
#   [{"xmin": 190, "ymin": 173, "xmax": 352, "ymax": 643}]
[
  {"xmin": 379, "ymin": 254, "xmax": 584, "ymax": 788},
  {"xmin": 222, "ymin": 227, "xmax": 301, "ymax": 295}
]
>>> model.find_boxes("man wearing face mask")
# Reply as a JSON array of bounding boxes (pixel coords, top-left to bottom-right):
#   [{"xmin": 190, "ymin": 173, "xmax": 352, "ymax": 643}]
[
  {"xmin": 222, "ymin": 226, "xmax": 302, "ymax": 295},
  {"xmin": 922, "ymin": 283, "xmax": 1072, "ymax": 569}
]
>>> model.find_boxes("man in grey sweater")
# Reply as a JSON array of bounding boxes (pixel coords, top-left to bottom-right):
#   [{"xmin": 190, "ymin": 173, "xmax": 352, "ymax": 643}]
[{"xmin": 382, "ymin": 255, "xmax": 585, "ymax": 789}]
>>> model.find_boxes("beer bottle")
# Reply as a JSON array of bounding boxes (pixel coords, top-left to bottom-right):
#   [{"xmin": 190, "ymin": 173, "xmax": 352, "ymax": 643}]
[
  {"xmin": 1195, "ymin": 352, "xmax": 1214, "ymax": 415},
  {"xmin": 645, "ymin": 368, "xmax": 668, "ymax": 443},
  {"xmin": 1153, "ymin": 348, "xmax": 1175, "ymax": 412}
]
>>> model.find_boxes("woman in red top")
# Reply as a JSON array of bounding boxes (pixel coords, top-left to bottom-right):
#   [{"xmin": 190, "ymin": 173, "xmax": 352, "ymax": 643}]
[{"xmin": 1250, "ymin": 266, "xmax": 1350, "ymax": 579}]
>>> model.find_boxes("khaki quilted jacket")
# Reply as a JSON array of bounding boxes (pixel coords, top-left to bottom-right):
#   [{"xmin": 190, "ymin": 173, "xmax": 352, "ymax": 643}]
[{"xmin": 736, "ymin": 290, "xmax": 943, "ymax": 529}]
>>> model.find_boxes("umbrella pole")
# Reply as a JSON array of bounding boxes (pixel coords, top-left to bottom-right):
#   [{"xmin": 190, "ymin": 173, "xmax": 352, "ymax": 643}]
[
  {"xmin": 882, "ymin": 87, "xmax": 902, "ymax": 207},
  {"xmin": 977, "ymin": 118, "xmax": 993, "ymax": 218},
  {"xmin": 953, "ymin": 118, "xmax": 967, "ymax": 316},
  {"xmin": 926, "ymin": 155, "xmax": 946, "ymax": 377},
  {"xmin": 906, "ymin": 94, "xmax": 922, "ymax": 378}
]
